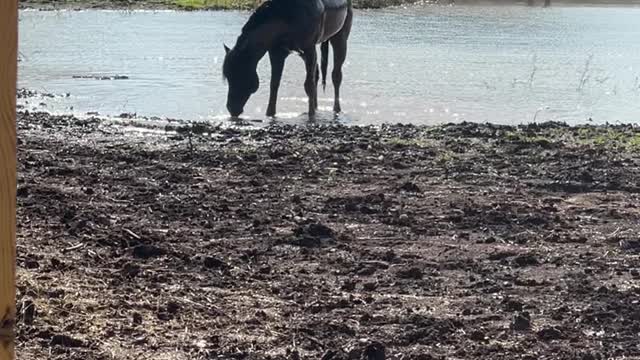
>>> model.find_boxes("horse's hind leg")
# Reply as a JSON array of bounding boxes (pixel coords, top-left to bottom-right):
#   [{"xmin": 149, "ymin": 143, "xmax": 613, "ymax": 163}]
[
  {"xmin": 315, "ymin": 64, "xmax": 320, "ymax": 110},
  {"xmin": 266, "ymin": 48, "xmax": 288, "ymax": 117},
  {"xmin": 330, "ymin": 9, "xmax": 352, "ymax": 113},
  {"xmin": 302, "ymin": 47, "xmax": 318, "ymax": 116}
]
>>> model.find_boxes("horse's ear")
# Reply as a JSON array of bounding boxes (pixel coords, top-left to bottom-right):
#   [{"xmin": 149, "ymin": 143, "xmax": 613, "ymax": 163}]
[{"xmin": 224, "ymin": 44, "xmax": 231, "ymax": 54}]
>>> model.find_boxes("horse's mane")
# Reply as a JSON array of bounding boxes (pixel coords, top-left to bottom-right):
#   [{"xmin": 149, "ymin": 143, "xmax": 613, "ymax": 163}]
[{"xmin": 241, "ymin": 0, "xmax": 297, "ymax": 34}]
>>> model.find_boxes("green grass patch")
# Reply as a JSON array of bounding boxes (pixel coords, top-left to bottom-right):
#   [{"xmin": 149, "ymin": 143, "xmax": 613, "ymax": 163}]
[
  {"xmin": 504, "ymin": 130, "xmax": 554, "ymax": 147},
  {"xmin": 435, "ymin": 150, "xmax": 457, "ymax": 164},
  {"xmin": 575, "ymin": 127, "xmax": 640, "ymax": 150}
]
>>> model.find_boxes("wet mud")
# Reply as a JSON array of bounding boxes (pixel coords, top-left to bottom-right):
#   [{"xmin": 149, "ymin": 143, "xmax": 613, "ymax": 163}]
[{"xmin": 15, "ymin": 110, "xmax": 640, "ymax": 359}]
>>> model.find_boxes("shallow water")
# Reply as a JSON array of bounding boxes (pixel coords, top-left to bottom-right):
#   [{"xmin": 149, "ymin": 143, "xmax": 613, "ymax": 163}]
[{"xmin": 18, "ymin": 6, "xmax": 640, "ymax": 125}]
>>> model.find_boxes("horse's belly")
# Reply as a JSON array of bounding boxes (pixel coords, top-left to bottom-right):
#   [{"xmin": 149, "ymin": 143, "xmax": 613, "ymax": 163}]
[{"xmin": 318, "ymin": 8, "xmax": 347, "ymax": 43}]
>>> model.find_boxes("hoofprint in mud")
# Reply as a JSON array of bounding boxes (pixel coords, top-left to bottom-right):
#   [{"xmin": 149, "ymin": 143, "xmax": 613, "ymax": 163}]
[{"xmin": 16, "ymin": 110, "xmax": 640, "ymax": 359}]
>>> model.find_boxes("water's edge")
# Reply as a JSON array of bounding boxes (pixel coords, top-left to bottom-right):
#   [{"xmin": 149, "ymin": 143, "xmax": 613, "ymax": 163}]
[{"xmin": 18, "ymin": 7, "xmax": 640, "ymax": 125}]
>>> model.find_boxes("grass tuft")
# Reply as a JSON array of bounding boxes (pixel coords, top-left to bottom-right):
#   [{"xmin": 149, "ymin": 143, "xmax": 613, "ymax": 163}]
[{"xmin": 575, "ymin": 127, "xmax": 640, "ymax": 150}]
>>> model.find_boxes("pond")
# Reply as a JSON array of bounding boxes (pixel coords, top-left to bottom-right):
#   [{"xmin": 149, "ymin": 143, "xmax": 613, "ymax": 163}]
[{"xmin": 18, "ymin": 5, "xmax": 640, "ymax": 125}]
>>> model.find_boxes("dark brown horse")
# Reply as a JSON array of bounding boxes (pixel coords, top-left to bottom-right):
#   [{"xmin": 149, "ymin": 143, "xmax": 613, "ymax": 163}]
[{"xmin": 222, "ymin": 0, "xmax": 353, "ymax": 117}]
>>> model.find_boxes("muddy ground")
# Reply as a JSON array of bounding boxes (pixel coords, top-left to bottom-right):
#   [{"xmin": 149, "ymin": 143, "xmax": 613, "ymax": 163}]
[{"xmin": 15, "ymin": 110, "xmax": 640, "ymax": 359}]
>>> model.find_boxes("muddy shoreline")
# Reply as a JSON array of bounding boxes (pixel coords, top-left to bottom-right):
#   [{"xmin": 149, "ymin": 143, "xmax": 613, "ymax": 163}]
[{"xmin": 16, "ymin": 110, "xmax": 640, "ymax": 359}]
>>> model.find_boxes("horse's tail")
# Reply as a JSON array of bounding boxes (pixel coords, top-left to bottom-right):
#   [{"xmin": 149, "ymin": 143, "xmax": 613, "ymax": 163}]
[{"xmin": 321, "ymin": 41, "xmax": 329, "ymax": 92}]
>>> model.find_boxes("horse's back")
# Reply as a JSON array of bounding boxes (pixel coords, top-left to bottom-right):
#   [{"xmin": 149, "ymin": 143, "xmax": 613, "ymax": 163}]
[{"xmin": 260, "ymin": 0, "xmax": 350, "ymax": 47}]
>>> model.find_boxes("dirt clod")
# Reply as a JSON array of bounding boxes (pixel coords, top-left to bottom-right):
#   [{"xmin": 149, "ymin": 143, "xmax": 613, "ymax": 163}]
[
  {"xmin": 468, "ymin": 329, "xmax": 486, "ymax": 341},
  {"xmin": 502, "ymin": 298, "xmax": 524, "ymax": 312},
  {"xmin": 292, "ymin": 222, "xmax": 336, "ymax": 247},
  {"xmin": 132, "ymin": 244, "xmax": 166, "ymax": 259},
  {"xmin": 363, "ymin": 341, "xmax": 386, "ymax": 360},
  {"xmin": 398, "ymin": 181, "xmax": 421, "ymax": 193},
  {"xmin": 619, "ymin": 239, "xmax": 640, "ymax": 252},
  {"xmin": 203, "ymin": 256, "xmax": 225, "ymax": 269},
  {"xmin": 24, "ymin": 258, "xmax": 40, "ymax": 269},
  {"xmin": 511, "ymin": 312, "xmax": 532, "ymax": 331},
  {"xmin": 396, "ymin": 266, "xmax": 424, "ymax": 279},
  {"xmin": 512, "ymin": 254, "xmax": 540, "ymax": 267},
  {"xmin": 121, "ymin": 262, "xmax": 141, "ymax": 278},
  {"xmin": 166, "ymin": 301, "xmax": 181, "ymax": 315},
  {"xmin": 50, "ymin": 334, "xmax": 85, "ymax": 348},
  {"xmin": 362, "ymin": 282, "xmax": 378, "ymax": 291},
  {"xmin": 132, "ymin": 312, "xmax": 143, "ymax": 325},
  {"xmin": 537, "ymin": 327, "xmax": 563, "ymax": 341}
]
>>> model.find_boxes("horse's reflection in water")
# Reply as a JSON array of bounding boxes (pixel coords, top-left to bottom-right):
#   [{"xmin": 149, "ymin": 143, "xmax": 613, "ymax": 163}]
[
  {"xmin": 222, "ymin": 0, "xmax": 353, "ymax": 119},
  {"xmin": 274, "ymin": 110, "xmax": 349, "ymax": 124},
  {"xmin": 227, "ymin": 110, "xmax": 350, "ymax": 127}
]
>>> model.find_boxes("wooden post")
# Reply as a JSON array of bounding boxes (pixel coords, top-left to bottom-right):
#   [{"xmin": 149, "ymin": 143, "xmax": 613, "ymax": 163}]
[{"xmin": 0, "ymin": 0, "xmax": 18, "ymax": 359}]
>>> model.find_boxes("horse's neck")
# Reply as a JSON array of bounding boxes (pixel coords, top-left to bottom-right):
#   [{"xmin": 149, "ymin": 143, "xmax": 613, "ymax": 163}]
[{"xmin": 243, "ymin": 20, "xmax": 287, "ymax": 56}]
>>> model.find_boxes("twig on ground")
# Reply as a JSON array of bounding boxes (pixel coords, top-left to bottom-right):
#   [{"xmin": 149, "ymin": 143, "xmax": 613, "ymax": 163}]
[
  {"xmin": 62, "ymin": 243, "xmax": 85, "ymax": 253},
  {"xmin": 123, "ymin": 228, "xmax": 141, "ymax": 240}
]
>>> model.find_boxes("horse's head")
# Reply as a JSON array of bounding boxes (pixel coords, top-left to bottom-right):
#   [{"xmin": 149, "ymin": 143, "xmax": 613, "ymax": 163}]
[{"xmin": 223, "ymin": 43, "xmax": 259, "ymax": 117}]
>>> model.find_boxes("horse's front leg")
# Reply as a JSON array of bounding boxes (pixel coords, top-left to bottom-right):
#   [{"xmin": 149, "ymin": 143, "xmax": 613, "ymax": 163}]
[
  {"xmin": 267, "ymin": 49, "xmax": 288, "ymax": 117},
  {"xmin": 302, "ymin": 47, "xmax": 318, "ymax": 117}
]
